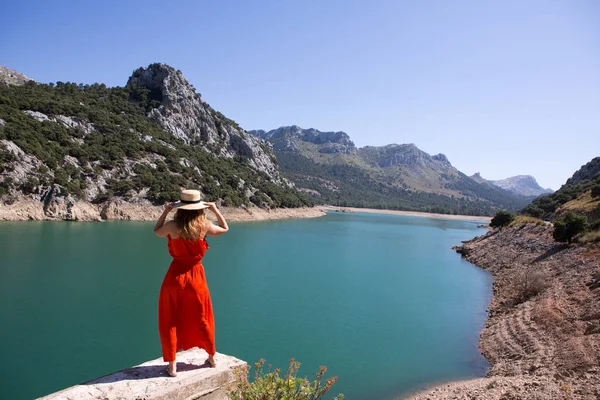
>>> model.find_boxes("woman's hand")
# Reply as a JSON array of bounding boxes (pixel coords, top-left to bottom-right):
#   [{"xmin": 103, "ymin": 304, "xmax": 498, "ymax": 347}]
[
  {"xmin": 204, "ymin": 202, "xmax": 218, "ymax": 211},
  {"xmin": 164, "ymin": 202, "xmax": 177, "ymax": 213},
  {"xmin": 205, "ymin": 201, "xmax": 229, "ymax": 236}
]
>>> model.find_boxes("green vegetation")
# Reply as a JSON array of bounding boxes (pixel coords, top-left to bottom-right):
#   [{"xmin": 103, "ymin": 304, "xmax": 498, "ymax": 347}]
[
  {"xmin": 591, "ymin": 185, "xmax": 600, "ymax": 198},
  {"xmin": 553, "ymin": 213, "xmax": 588, "ymax": 244},
  {"xmin": 228, "ymin": 359, "xmax": 343, "ymax": 400},
  {"xmin": 276, "ymin": 150, "xmax": 526, "ymax": 216},
  {"xmin": 490, "ymin": 211, "xmax": 515, "ymax": 228},
  {"xmin": 577, "ymin": 230, "xmax": 600, "ymax": 244},
  {"xmin": 526, "ymin": 157, "xmax": 600, "ymax": 219},
  {"xmin": 0, "ymin": 80, "xmax": 311, "ymax": 208}
]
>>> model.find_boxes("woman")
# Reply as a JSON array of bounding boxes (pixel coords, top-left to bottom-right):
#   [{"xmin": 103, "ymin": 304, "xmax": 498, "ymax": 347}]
[{"xmin": 153, "ymin": 189, "xmax": 229, "ymax": 377}]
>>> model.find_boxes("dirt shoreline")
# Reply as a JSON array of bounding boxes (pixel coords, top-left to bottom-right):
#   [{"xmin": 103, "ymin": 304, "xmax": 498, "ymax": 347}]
[
  {"xmin": 324, "ymin": 206, "xmax": 492, "ymax": 222},
  {"xmin": 0, "ymin": 198, "xmax": 493, "ymax": 223},
  {"xmin": 0, "ymin": 198, "xmax": 327, "ymax": 222},
  {"xmin": 404, "ymin": 224, "xmax": 600, "ymax": 400}
]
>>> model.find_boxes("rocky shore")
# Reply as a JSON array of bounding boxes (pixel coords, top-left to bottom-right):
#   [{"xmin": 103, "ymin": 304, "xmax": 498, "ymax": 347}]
[
  {"xmin": 0, "ymin": 197, "xmax": 326, "ymax": 222},
  {"xmin": 406, "ymin": 224, "xmax": 600, "ymax": 399}
]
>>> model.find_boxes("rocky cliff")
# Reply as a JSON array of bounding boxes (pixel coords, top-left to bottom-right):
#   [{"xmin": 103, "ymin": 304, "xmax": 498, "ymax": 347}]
[
  {"xmin": 0, "ymin": 65, "xmax": 31, "ymax": 86},
  {"xmin": 128, "ymin": 64, "xmax": 283, "ymax": 183}
]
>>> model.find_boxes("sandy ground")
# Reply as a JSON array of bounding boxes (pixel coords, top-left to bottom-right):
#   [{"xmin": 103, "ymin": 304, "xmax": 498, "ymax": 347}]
[{"xmin": 323, "ymin": 206, "xmax": 492, "ymax": 222}]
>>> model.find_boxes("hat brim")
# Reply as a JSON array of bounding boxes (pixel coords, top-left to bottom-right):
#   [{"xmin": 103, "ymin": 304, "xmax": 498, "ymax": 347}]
[{"xmin": 173, "ymin": 201, "xmax": 209, "ymax": 210}]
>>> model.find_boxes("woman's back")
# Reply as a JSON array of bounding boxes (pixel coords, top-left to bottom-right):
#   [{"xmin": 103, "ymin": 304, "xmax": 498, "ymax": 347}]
[{"xmin": 168, "ymin": 235, "xmax": 208, "ymax": 259}]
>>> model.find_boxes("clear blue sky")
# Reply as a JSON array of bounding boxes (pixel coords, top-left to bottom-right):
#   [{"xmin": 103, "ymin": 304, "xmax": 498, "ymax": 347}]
[{"xmin": 2, "ymin": 0, "xmax": 599, "ymax": 190}]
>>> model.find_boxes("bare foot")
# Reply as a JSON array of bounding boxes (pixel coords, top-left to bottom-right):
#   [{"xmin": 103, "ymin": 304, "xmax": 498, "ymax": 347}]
[
  {"xmin": 166, "ymin": 361, "xmax": 177, "ymax": 377},
  {"xmin": 206, "ymin": 355, "xmax": 216, "ymax": 368}
]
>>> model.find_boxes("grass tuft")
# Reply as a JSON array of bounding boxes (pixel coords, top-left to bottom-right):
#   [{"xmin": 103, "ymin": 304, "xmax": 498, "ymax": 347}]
[
  {"xmin": 509, "ymin": 215, "xmax": 545, "ymax": 227},
  {"xmin": 576, "ymin": 231, "xmax": 600, "ymax": 244}
]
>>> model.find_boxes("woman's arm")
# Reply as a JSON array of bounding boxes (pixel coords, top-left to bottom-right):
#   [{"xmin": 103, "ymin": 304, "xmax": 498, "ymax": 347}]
[
  {"xmin": 205, "ymin": 202, "xmax": 229, "ymax": 236},
  {"xmin": 154, "ymin": 203, "xmax": 177, "ymax": 237}
]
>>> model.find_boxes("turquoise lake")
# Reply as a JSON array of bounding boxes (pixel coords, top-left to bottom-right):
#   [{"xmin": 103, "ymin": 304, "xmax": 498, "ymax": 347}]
[{"xmin": 0, "ymin": 212, "xmax": 492, "ymax": 399}]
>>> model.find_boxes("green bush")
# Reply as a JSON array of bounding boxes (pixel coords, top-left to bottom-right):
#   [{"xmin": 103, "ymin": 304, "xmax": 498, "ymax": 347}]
[
  {"xmin": 553, "ymin": 213, "xmax": 588, "ymax": 244},
  {"xmin": 591, "ymin": 185, "xmax": 600, "ymax": 198},
  {"xmin": 228, "ymin": 359, "xmax": 343, "ymax": 400},
  {"xmin": 523, "ymin": 204, "xmax": 544, "ymax": 219},
  {"xmin": 490, "ymin": 211, "xmax": 515, "ymax": 228},
  {"xmin": 0, "ymin": 80, "xmax": 312, "ymax": 208},
  {"xmin": 589, "ymin": 220, "xmax": 600, "ymax": 232}
]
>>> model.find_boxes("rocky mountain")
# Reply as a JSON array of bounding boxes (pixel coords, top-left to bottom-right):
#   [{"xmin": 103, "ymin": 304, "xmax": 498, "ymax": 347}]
[
  {"xmin": 0, "ymin": 66, "xmax": 31, "ymax": 86},
  {"xmin": 252, "ymin": 125, "xmax": 356, "ymax": 155},
  {"xmin": 489, "ymin": 175, "xmax": 553, "ymax": 197},
  {"xmin": 250, "ymin": 126, "xmax": 533, "ymax": 216},
  {"xmin": 127, "ymin": 65, "xmax": 282, "ymax": 182},
  {"xmin": 470, "ymin": 173, "xmax": 552, "ymax": 197},
  {"xmin": 0, "ymin": 64, "xmax": 311, "ymax": 220}
]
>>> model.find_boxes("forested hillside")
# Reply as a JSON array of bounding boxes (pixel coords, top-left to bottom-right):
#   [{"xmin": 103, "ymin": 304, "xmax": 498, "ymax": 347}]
[
  {"xmin": 524, "ymin": 157, "xmax": 600, "ymax": 221},
  {"xmin": 0, "ymin": 65, "xmax": 312, "ymax": 210}
]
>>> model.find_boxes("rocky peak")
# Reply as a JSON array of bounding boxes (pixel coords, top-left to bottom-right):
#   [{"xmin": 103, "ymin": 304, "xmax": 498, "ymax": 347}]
[
  {"xmin": 126, "ymin": 63, "xmax": 284, "ymax": 183},
  {"xmin": 470, "ymin": 172, "xmax": 489, "ymax": 185},
  {"xmin": 432, "ymin": 153, "xmax": 449, "ymax": 163},
  {"xmin": 0, "ymin": 66, "xmax": 32, "ymax": 86},
  {"xmin": 250, "ymin": 126, "xmax": 356, "ymax": 155},
  {"xmin": 565, "ymin": 157, "xmax": 600, "ymax": 186},
  {"xmin": 490, "ymin": 175, "xmax": 553, "ymax": 197},
  {"xmin": 253, "ymin": 126, "xmax": 354, "ymax": 145},
  {"xmin": 358, "ymin": 143, "xmax": 454, "ymax": 171}
]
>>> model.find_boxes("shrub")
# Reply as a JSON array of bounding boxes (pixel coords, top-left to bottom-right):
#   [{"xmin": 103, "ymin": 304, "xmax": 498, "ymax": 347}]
[
  {"xmin": 590, "ymin": 220, "xmax": 600, "ymax": 231},
  {"xmin": 228, "ymin": 359, "xmax": 344, "ymax": 400},
  {"xmin": 513, "ymin": 266, "xmax": 548, "ymax": 304},
  {"xmin": 553, "ymin": 213, "xmax": 588, "ymax": 244},
  {"xmin": 523, "ymin": 204, "xmax": 544, "ymax": 219},
  {"xmin": 591, "ymin": 185, "xmax": 600, "ymax": 198},
  {"xmin": 490, "ymin": 211, "xmax": 515, "ymax": 228}
]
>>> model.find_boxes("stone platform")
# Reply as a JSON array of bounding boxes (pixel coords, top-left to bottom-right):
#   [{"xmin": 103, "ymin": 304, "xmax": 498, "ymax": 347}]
[{"xmin": 38, "ymin": 349, "xmax": 246, "ymax": 400}]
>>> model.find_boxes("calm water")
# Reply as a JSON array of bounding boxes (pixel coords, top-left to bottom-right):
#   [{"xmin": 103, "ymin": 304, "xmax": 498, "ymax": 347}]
[{"xmin": 0, "ymin": 212, "xmax": 492, "ymax": 400}]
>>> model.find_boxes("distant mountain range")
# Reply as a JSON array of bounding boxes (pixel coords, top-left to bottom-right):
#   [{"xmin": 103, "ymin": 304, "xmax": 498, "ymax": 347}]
[
  {"xmin": 470, "ymin": 173, "xmax": 553, "ymax": 197},
  {"xmin": 250, "ymin": 126, "xmax": 537, "ymax": 215}
]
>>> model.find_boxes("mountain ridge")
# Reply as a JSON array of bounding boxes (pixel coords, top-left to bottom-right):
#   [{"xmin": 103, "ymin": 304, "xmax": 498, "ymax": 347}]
[{"xmin": 250, "ymin": 126, "xmax": 534, "ymax": 215}]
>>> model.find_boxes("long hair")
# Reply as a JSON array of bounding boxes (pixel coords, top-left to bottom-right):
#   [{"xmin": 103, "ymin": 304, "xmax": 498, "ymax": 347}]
[{"xmin": 174, "ymin": 209, "xmax": 209, "ymax": 241}]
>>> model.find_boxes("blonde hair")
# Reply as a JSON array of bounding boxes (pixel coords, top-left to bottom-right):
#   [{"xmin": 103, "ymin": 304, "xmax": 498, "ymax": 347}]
[{"xmin": 174, "ymin": 209, "xmax": 209, "ymax": 241}]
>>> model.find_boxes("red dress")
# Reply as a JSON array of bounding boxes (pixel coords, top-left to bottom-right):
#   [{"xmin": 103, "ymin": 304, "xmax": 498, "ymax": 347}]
[{"xmin": 158, "ymin": 235, "xmax": 215, "ymax": 362}]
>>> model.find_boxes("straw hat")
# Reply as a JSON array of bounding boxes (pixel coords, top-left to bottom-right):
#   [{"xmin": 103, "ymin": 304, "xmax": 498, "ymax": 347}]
[{"xmin": 173, "ymin": 189, "xmax": 209, "ymax": 210}]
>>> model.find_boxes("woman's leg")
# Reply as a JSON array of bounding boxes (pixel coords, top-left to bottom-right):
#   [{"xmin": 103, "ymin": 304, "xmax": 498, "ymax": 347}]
[
  {"xmin": 159, "ymin": 279, "xmax": 179, "ymax": 365},
  {"xmin": 167, "ymin": 360, "xmax": 177, "ymax": 376},
  {"xmin": 207, "ymin": 353, "xmax": 216, "ymax": 367}
]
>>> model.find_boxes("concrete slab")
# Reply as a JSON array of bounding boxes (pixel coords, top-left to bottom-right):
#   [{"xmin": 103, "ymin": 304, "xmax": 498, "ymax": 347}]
[{"xmin": 38, "ymin": 348, "xmax": 246, "ymax": 400}]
